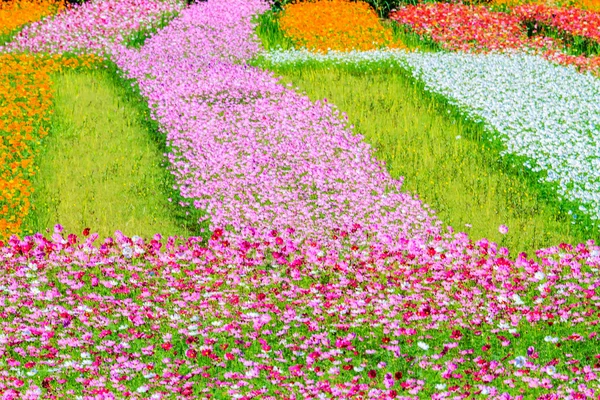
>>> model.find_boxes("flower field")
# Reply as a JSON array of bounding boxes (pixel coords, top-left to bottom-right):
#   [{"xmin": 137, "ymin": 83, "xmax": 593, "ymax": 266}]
[{"xmin": 1, "ymin": 0, "xmax": 600, "ymax": 398}]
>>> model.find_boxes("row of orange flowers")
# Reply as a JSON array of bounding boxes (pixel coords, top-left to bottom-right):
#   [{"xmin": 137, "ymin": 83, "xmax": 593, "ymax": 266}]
[
  {"xmin": 279, "ymin": 0, "xmax": 405, "ymax": 53},
  {"xmin": 0, "ymin": 0, "xmax": 64, "ymax": 36},
  {"xmin": 0, "ymin": 54, "xmax": 99, "ymax": 239}
]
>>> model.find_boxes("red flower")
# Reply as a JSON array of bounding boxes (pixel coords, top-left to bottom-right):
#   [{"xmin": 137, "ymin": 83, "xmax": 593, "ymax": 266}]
[
  {"xmin": 161, "ymin": 342, "xmax": 172, "ymax": 351},
  {"xmin": 82, "ymin": 227, "xmax": 90, "ymax": 237},
  {"xmin": 368, "ymin": 369, "xmax": 377, "ymax": 379},
  {"xmin": 185, "ymin": 349, "xmax": 197, "ymax": 359}
]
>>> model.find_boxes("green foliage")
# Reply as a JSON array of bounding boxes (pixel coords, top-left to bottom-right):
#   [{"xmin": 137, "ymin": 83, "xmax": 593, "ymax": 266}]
[
  {"xmin": 264, "ymin": 60, "xmax": 595, "ymax": 254},
  {"xmin": 0, "ymin": 27, "xmax": 21, "ymax": 46},
  {"xmin": 252, "ymin": 10, "xmax": 295, "ymax": 51},
  {"xmin": 23, "ymin": 67, "xmax": 207, "ymax": 239}
]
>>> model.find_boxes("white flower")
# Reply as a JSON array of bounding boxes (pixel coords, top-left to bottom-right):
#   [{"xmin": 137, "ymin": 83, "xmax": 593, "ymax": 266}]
[
  {"xmin": 137, "ymin": 386, "xmax": 149, "ymax": 393},
  {"xmin": 544, "ymin": 336, "xmax": 559, "ymax": 343},
  {"xmin": 435, "ymin": 383, "xmax": 446, "ymax": 390},
  {"xmin": 534, "ymin": 271, "xmax": 545, "ymax": 281},
  {"xmin": 546, "ymin": 365, "xmax": 556, "ymax": 376},
  {"xmin": 417, "ymin": 341, "xmax": 429, "ymax": 350},
  {"xmin": 514, "ymin": 356, "xmax": 527, "ymax": 368},
  {"xmin": 122, "ymin": 246, "xmax": 133, "ymax": 259},
  {"xmin": 512, "ymin": 293, "xmax": 525, "ymax": 305}
]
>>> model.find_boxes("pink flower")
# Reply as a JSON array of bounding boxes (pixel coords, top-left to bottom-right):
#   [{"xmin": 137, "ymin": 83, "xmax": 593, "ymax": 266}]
[{"xmin": 384, "ymin": 372, "xmax": 395, "ymax": 389}]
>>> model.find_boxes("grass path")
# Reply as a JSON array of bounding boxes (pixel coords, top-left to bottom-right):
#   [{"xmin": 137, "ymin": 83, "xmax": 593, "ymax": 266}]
[
  {"xmin": 270, "ymin": 65, "xmax": 587, "ymax": 253},
  {"xmin": 23, "ymin": 69, "xmax": 194, "ymax": 238}
]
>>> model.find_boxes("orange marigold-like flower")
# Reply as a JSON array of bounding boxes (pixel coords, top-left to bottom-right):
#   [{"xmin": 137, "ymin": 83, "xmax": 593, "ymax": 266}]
[
  {"xmin": 279, "ymin": 0, "xmax": 404, "ymax": 53},
  {"xmin": 0, "ymin": 0, "xmax": 65, "ymax": 35}
]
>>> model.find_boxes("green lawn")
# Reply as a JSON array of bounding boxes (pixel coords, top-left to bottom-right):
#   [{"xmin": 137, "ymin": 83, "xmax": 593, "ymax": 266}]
[{"xmin": 23, "ymin": 69, "xmax": 197, "ymax": 239}]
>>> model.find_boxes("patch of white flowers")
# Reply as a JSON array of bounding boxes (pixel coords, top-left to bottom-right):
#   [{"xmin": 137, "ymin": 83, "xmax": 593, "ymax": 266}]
[{"xmin": 263, "ymin": 49, "xmax": 600, "ymax": 222}]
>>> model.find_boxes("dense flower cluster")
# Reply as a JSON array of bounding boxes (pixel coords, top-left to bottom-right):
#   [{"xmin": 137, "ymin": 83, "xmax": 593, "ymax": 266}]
[
  {"xmin": 389, "ymin": 3, "xmax": 600, "ymax": 73},
  {"xmin": 513, "ymin": 4, "xmax": 600, "ymax": 45},
  {"xmin": 0, "ymin": 0, "xmax": 64, "ymax": 35},
  {"xmin": 492, "ymin": 0, "xmax": 600, "ymax": 12},
  {"xmin": 4, "ymin": 0, "xmax": 183, "ymax": 54},
  {"xmin": 279, "ymin": 0, "xmax": 403, "ymax": 52},
  {"xmin": 1, "ymin": 226, "xmax": 600, "ymax": 398},
  {"xmin": 2, "ymin": 0, "xmax": 600, "ymax": 397},
  {"xmin": 112, "ymin": 0, "xmax": 438, "ymax": 246},
  {"xmin": 0, "ymin": 54, "xmax": 98, "ymax": 240},
  {"xmin": 261, "ymin": 48, "xmax": 600, "ymax": 224},
  {"xmin": 389, "ymin": 3, "xmax": 556, "ymax": 53}
]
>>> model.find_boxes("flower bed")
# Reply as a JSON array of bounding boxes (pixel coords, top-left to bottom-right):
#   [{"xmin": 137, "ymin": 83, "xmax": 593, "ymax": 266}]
[
  {"xmin": 389, "ymin": 3, "xmax": 556, "ymax": 53},
  {"xmin": 513, "ymin": 4, "xmax": 600, "ymax": 50},
  {"xmin": 1, "ymin": 227, "xmax": 600, "ymax": 398},
  {"xmin": 0, "ymin": 0, "xmax": 64, "ymax": 36},
  {"xmin": 1, "ymin": 0, "xmax": 600, "ymax": 397},
  {"xmin": 4, "ymin": 0, "xmax": 183, "ymax": 54},
  {"xmin": 389, "ymin": 2, "xmax": 600, "ymax": 73},
  {"xmin": 279, "ymin": 0, "xmax": 403, "ymax": 53},
  {"xmin": 112, "ymin": 0, "xmax": 439, "ymax": 246}
]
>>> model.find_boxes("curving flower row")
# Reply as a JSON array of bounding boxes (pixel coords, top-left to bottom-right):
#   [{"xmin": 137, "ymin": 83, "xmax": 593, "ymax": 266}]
[
  {"xmin": 389, "ymin": 3, "xmax": 557, "ymax": 53},
  {"xmin": 512, "ymin": 4, "xmax": 600, "ymax": 47},
  {"xmin": 112, "ymin": 0, "xmax": 440, "ymax": 247},
  {"xmin": 389, "ymin": 3, "xmax": 600, "ymax": 74},
  {"xmin": 3, "ymin": 0, "xmax": 183, "ymax": 54},
  {"xmin": 279, "ymin": 0, "xmax": 403, "ymax": 53}
]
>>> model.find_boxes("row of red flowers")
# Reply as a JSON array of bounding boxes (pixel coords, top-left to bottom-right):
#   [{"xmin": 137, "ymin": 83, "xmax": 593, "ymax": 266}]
[
  {"xmin": 389, "ymin": 3, "xmax": 600, "ymax": 73},
  {"xmin": 512, "ymin": 4, "xmax": 600, "ymax": 46}
]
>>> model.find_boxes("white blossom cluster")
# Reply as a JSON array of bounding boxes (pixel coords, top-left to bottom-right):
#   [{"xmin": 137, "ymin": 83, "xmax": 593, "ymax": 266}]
[{"xmin": 262, "ymin": 49, "xmax": 600, "ymax": 222}]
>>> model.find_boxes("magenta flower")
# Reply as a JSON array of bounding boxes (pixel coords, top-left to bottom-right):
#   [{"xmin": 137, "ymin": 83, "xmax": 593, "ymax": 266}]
[{"xmin": 384, "ymin": 372, "xmax": 395, "ymax": 389}]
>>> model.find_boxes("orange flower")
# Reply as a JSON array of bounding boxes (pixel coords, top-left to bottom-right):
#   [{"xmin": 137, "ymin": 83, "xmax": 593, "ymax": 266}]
[
  {"xmin": 279, "ymin": 0, "xmax": 404, "ymax": 53},
  {"xmin": 0, "ymin": 0, "xmax": 65, "ymax": 35},
  {"xmin": 0, "ymin": 53, "xmax": 101, "ymax": 240}
]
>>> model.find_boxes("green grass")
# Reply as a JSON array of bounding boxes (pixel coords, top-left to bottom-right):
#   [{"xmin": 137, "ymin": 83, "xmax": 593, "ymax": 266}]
[
  {"xmin": 265, "ymin": 62, "xmax": 592, "ymax": 254},
  {"xmin": 23, "ymin": 68, "xmax": 201, "ymax": 239},
  {"xmin": 0, "ymin": 27, "xmax": 21, "ymax": 46}
]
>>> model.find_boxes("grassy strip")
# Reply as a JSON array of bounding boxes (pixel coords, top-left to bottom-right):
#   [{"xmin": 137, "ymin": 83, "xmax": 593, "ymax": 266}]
[
  {"xmin": 262, "ymin": 60, "xmax": 591, "ymax": 254},
  {"xmin": 23, "ymin": 68, "xmax": 202, "ymax": 239}
]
